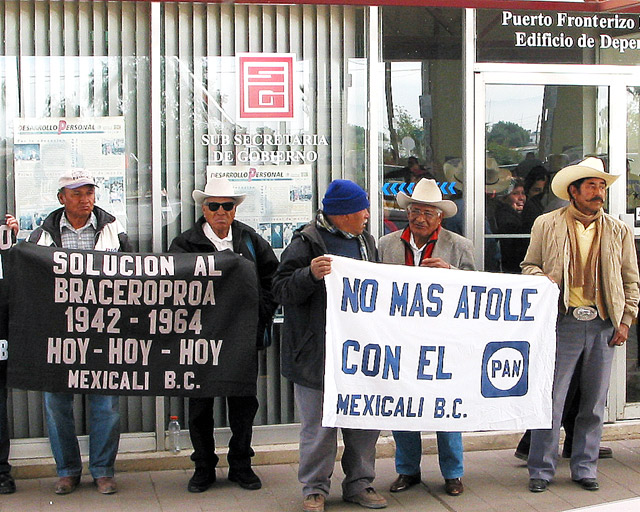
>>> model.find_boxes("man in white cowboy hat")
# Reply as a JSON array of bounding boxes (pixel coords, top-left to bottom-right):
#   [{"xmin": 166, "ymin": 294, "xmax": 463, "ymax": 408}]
[
  {"xmin": 169, "ymin": 177, "xmax": 278, "ymax": 493},
  {"xmin": 524, "ymin": 157, "xmax": 639, "ymax": 493},
  {"xmin": 378, "ymin": 178, "xmax": 475, "ymax": 497}
]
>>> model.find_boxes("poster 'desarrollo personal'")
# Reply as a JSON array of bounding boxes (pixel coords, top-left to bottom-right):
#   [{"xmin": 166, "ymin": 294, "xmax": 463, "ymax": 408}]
[{"xmin": 6, "ymin": 243, "xmax": 259, "ymax": 397}]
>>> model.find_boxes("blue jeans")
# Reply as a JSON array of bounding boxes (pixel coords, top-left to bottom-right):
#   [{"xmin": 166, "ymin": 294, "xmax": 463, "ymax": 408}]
[
  {"xmin": 392, "ymin": 430, "xmax": 464, "ymax": 479},
  {"xmin": 44, "ymin": 392, "xmax": 120, "ymax": 478}
]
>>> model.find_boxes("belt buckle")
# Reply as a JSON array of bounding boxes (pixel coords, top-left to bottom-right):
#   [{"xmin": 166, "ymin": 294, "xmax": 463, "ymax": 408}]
[{"xmin": 572, "ymin": 306, "xmax": 597, "ymax": 321}]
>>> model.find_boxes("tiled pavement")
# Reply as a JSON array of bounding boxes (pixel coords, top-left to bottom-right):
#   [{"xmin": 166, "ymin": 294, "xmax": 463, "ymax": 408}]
[{"xmin": 3, "ymin": 439, "xmax": 640, "ymax": 512}]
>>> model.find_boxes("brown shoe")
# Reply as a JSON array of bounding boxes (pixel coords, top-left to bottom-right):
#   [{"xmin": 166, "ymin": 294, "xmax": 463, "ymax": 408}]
[
  {"xmin": 444, "ymin": 478, "xmax": 464, "ymax": 496},
  {"xmin": 390, "ymin": 473, "xmax": 421, "ymax": 492},
  {"xmin": 54, "ymin": 475, "xmax": 81, "ymax": 495},
  {"xmin": 343, "ymin": 487, "xmax": 388, "ymax": 509},
  {"xmin": 303, "ymin": 493, "xmax": 325, "ymax": 512},
  {"xmin": 94, "ymin": 476, "xmax": 117, "ymax": 494}
]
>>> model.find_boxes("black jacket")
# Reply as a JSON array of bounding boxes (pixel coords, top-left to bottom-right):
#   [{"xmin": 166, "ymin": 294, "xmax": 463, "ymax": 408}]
[
  {"xmin": 272, "ymin": 222, "xmax": 377, "ymax": 390},
  {"xmin": 169, "ymin": 217, "xmax": 279, "ymax": 347}
]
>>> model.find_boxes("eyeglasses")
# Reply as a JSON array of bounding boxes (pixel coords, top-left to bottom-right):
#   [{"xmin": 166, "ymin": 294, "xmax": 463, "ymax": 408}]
[
  {"xmin": 408, "ymin": 207, "xmax": 439, "ymax": 219},
  {"xmin": 206, "ymin": 201, "xmax": 235, "ymax": 212}
]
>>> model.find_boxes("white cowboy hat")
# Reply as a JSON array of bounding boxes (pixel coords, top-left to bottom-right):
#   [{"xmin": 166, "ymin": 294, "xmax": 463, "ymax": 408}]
[
  {"xmin": 396, "ymin": 178, "xmax": 457, "ymax": 218},
  {"xmin": 192, "ymin": 177, "xmax": 246, "ymax": 205},
  {"xmin": 551, "ymin": 156, "xmax": 619, "ymax": 201}
]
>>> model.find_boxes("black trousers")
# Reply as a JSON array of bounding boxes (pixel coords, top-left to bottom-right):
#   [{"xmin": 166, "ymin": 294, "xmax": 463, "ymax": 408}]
[
  {"xmin": 0, "ymin": 386, "xmax": 10, "ymax": 474},
  {"xmin": 188, "ymin": 395, "xmax": 258, "ymax": 470}
]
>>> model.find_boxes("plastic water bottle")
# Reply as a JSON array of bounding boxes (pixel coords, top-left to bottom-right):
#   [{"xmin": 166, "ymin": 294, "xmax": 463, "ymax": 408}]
[{"xmin": 168, "ymin": 416, "xmax": 181, "ymax": 454}]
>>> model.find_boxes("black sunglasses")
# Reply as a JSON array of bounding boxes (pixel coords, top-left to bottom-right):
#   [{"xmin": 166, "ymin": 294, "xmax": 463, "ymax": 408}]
[{"xmin": 206, "ymin": 201, "xmax": 235, "ymax": 212}]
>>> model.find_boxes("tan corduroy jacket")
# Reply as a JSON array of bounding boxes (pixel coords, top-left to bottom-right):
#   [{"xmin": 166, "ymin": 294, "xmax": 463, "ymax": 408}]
[{"xmin": 521, "ymin": 206, "xmax": 639, "ymax": 328}]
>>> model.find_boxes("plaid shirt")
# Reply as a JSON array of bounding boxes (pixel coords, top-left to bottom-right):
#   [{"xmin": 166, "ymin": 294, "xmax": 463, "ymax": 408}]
[{"xmin": 59, "ymin": 212, "xmax": 97, "ymax": 250}]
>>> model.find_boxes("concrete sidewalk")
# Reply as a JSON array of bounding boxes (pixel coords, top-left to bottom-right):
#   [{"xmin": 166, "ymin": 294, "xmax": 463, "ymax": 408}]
[{"xmin": 3, "ymin": 438, "xmax": 640, "ymax": 512}]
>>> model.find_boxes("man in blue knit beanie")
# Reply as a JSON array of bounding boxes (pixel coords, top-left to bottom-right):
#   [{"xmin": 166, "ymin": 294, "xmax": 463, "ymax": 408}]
[{"xmin": 273, "ymin": 180, "xmax": 386, "ymax": 512}]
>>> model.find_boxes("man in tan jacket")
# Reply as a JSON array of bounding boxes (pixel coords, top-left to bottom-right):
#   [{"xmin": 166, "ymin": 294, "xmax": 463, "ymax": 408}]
[{"xmin": 523, "ymin": 157, "xmax": 639, "ymax": 493}]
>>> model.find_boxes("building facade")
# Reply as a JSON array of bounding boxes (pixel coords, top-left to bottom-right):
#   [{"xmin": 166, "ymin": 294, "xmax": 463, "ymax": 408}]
[{"xmin": 2, "ymin": 0, "xmax": 640, "ymax": 458}]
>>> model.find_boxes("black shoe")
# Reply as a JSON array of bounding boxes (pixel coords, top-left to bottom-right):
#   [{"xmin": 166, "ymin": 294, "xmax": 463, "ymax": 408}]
[
  {"xmin": 389, "ymin": 473, "xmax": 421, "ymax": 493},
  {"xmin": 528, "ymin": 478, "xmax": 549, "ymax": 493},
  {"xmin": 0, "ymin": 472, "xmax": 16, "ymax": 494},
  {"xmin": 514, "ymin": 448, "xmax": 528, "ymax": 461},
  {"xmin": 562, "ymin": 445, "xmax": 613, "ymax": 459},
  {"xmin": 228, "ymin": 467, "xmax": 262, "ymax": 490},
  {"xmin": 573, "ymin": 478, "xmax": 599, "ymax": 491},
  {"xmin": 188, "ymin": 467, "xmax": 216, "ymax": 493}
]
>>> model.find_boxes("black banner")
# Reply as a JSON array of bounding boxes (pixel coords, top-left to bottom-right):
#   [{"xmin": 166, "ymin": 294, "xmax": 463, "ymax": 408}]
[
  {"xmin": 6, "ymin": 243, "xmax": 259, "ymax": 396},
  {"xmin": 0, "ymin": 225, "xmax": 12, "ymax": 387}
]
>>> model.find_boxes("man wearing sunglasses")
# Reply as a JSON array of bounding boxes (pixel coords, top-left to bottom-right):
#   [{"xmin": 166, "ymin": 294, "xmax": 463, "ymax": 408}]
[{"xmin": 169, "ymin": 177, "xmax": 278, "ymax": 494}]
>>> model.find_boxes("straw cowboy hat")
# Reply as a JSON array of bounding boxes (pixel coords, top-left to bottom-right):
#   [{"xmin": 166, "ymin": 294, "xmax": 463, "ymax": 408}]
[
  {"xmin": 443, "ymin": 158, "xmax": 464, "ymax": 192},
  {"xmin": 192, "ymin": 177, "xmax": 246, "ymax": 205},
  {"xmin": 396, "ymin": 178, "xmax": 457, "ymax": 218},
  {"xmin": 485, "ymin": 156, "xmax": 513, "ymax": 195},
  {"xmin": 551, "ymin": 156, "xmax": 619, "ymax": 201},
  {"xmin": 443, "ymin": 157, "xmax": 512, "ymax": 194}
]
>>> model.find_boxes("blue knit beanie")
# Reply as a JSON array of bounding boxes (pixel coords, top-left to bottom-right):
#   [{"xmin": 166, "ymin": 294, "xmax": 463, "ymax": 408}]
[{"xmin": 322, "ymin": 180, "xmax": 370, "ymax": 215}]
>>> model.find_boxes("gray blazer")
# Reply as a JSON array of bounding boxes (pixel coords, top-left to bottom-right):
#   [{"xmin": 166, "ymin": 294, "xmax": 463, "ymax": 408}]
[{"xmin": 379, "ymin": 228, "xmax": 476, "ymax": 270}]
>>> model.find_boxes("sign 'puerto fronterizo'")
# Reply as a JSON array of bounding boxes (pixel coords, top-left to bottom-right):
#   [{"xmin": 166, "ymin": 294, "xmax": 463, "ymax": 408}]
[{"xmin": 501, "ymin": 10, "xmax": 640, "ymax": 52}]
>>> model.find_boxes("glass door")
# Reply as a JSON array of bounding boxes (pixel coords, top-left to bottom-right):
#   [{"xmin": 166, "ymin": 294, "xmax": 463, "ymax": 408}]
[{"xmin": 474, "ymin": 67, "xmax": 640, "ymax": 420}]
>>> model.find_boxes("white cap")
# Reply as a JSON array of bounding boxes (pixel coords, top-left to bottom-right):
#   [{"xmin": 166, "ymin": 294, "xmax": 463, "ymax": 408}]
[{"xmin": 58, "ymin": 168, "xmax": 96, "ymax": 189}]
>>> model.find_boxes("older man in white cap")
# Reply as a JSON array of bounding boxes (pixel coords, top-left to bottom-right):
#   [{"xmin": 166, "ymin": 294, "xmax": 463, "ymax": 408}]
[
  {"xmin": 169, "ymin": 177, "xmax": 278, "ymax": 493},
  {"xmin": 379, "ymin": 178, "xmax": 475, "ymax": 498},
  {"xmin": 28, "ymin": 168, "xmax": 131, "ymax": 495},
  {"xmin": 524, "ymin": 157, "xmax": 639, "ymax": 493}
]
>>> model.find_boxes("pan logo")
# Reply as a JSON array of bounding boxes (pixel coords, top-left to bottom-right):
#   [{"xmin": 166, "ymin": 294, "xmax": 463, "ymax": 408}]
[{"xmin": 481, "ymin": 341, "xmax": 529, "ymax": 398}]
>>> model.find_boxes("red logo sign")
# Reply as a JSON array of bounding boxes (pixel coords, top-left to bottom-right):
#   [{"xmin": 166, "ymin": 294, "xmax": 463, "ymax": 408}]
[{"xmin": 238, "ymin": 54, "xmax": 294, "ymax": 119}]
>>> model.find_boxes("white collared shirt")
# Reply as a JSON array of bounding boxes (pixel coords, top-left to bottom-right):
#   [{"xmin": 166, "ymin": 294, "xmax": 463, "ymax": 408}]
[
  {"xmin": 408, "ymin": 233, "xmax": 426, "ymax": 266},
  {"xmin": 203, "ymin": 222, "xmax": 233, "ymax": 252}
]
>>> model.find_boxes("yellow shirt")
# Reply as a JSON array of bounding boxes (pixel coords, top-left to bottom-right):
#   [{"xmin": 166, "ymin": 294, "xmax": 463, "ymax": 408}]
[{"xmin": 568, "ymin": 220, "xmax": 596, "ymax": 307}]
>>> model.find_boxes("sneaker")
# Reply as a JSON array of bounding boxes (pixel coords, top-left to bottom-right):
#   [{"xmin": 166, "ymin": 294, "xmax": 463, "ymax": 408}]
[
  {"xmin": 344, "ymin": 487, "xmax": 388, "ymax": 509},
  {"xmin": 228, "ymin": 467, "xmax": 262, "ymax": 490},
  {"xmin": 303, "ymin": 493, "xmax": 325, "ymax": 512},
  {"xmin": 187, "ymin": 467, "xmax": 216, "ymax": 493},
  {"xmin": 0, "ymin": 472, "xmax": 16, "ymax": 494}
]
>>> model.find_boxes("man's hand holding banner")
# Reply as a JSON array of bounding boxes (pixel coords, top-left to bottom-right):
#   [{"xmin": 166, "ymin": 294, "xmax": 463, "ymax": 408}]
[{"xmin": 322, "ymin": 256, "xmax": 559, "ymax": 432}]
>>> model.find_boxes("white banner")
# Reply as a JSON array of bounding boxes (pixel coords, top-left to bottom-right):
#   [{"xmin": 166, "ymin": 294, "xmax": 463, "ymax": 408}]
[{"xmin": 322, "ymin": 256, "xmax": 559, "ymax": 432}]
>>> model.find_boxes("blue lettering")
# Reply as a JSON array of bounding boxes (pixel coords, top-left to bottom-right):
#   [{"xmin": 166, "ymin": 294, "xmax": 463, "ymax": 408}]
[
  {"xmin": 471, "ymin": 286, "xmax": 486, "ymax": 319},
  {"xmin": 390, "ymin": 282, "xmax": 408, "ymax": 316},
  {"xmin": 434, "ymin": 397, "xmax": 446, "ymax": 418},
  {"xmin": 406, "ymin": 397, "xmax": 417, "ymax": 417},
  {"xmin": 342, "ymin": 340, "xmax": 359, "ymax": 374},
  {"xmin": 492, "ymin": 360, "xmax": 502, "ymax": 378},
  {"xmin": 512, "ymin": 360, "xmax": 522, "ymax": 377},
  {"xmin": 337, "ymin": 394, "xmax": 349, "ymax": 414},
  {"xmin": 417, "ymin": 346, "xmax": 436, "ymax": 380},
  {"xmin": 485, "ymin": 288, "xmax": 503, "ymax": 321},
  {"xmin": 503, "ymin": 289, "xmax": 518, "ymax": 320},
  {"xmin": 350, "ymin": 394, "xmax": 361, "ymax": 415},
  {"xmin": 382, "ymin": 345, "xmax": 401, "ymax": 380},
  {"xmin": 454, "ymin": 286, "xmax": 469, "ymax": 318},
  {"xmin": 363, "ymin": 395, "xmax": 375, "ymax": 415},
  {"xmin": 381, "ymin": 396, "xmax": 393, "ymax": 416},
  {"xmin": 341, "ymin": 278, "xmax": 360, "ymax": 312},
  {"xmin": 452, "ymin": 398, "xmax": 462, "ymax": 418},
  {"xmin": 520, "ymin": 288, "xmax": 536, "ymax": 321},
  {"xmin": 436, "ymin": 346, "xmax": 452, "ymax": 379},
  {"xmin": 362, "ymin": 344, "xmax": 381, "ymax": 376},
  {"xmin": 409, "ymin": 283, "xmax": 425, "ymax": 317},
  {"xmin": 394, "ymin": 397, "xmax": 405, "ymax": 417},
  {"xmin": 360, "ymin": 279, "xmax": 378, "ymax": 313},
  {"xmin": 426, "ymin": 284, "xmax": 443, "ymax": 316}
]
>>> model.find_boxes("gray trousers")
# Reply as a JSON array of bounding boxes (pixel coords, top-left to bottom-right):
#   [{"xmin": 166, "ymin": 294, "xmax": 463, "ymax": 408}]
[
  {"xmin": 528, "ymin": 315, "xmax": 615, "ymax": 482},
  {"xmin": 295, "ymin": 383, "xmax": 380, "ymax": 499}
]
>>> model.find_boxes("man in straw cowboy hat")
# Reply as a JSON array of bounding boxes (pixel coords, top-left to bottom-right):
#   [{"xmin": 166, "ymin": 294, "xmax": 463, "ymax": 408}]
[
  {"xmin": 379, "ymin": 178, "xmax": 475, "ymax": 497},
  {"xmin": 524, "ymin": 157, "xmax": 639, "ymax": 493},
  {"xmin": 169, "ymin": 177, "xmax": 278, "ymax": 493}
]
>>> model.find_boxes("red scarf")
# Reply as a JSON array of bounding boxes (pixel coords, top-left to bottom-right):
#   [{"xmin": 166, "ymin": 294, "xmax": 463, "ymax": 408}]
[{"xmin": 401, "ymin": 225, "xmax": 441, "ymax": 266}]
